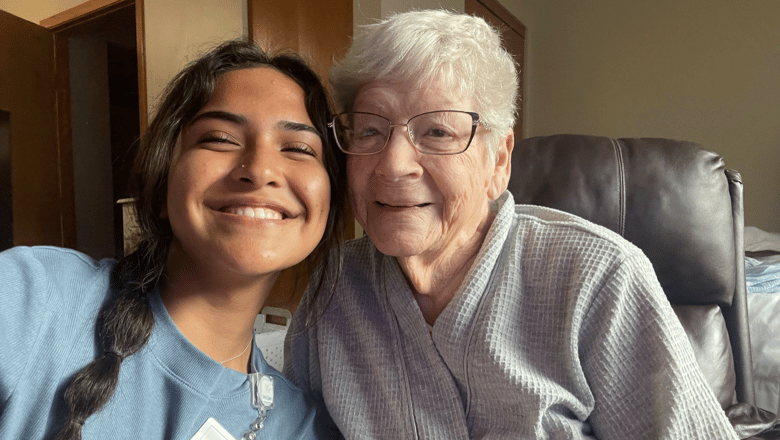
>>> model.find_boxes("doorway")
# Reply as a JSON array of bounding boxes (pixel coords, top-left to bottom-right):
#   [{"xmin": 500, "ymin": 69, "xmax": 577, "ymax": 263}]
[{"xmin": 48, "ymin": 2, "xmax": 141, "ymax": 259}]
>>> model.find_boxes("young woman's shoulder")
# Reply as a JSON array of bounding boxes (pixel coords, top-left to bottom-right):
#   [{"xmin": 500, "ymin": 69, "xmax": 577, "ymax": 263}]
[
  {"xmin": 0, "ymin": 246, "xmax": 117, "ymax": 407},
  {"xmin": 1, "ymin": 243, "xmax": 115, "ymax": 306},
  {"xmin": 0, "ymin": 245, "xmax": 116, "ymax": 281},
  {"xmin": 0, "ymin": 245, "xmax": 116, "ymax": 328}
]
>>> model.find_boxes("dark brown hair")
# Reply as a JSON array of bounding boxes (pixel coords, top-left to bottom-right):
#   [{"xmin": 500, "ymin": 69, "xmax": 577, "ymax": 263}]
[{"xmin": 53, "ymin": 39, "xmax": 346, "ymax": 440}]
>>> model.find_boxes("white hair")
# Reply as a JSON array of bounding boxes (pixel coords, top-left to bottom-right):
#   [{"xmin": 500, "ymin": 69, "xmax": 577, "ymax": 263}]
[{"xmin": 330, "ymin": 9, "xmax": 518, "ymax": 155}]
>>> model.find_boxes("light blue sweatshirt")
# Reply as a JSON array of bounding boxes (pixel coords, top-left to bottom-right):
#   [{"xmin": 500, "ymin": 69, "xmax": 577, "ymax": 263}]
[{"xmin": 0, "ymin": 246, "xmax": 325, "ymax": 439}]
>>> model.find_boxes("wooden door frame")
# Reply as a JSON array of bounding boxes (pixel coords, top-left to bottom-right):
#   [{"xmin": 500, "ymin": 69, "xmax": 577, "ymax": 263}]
[
  {"xmin": 41, "ymin": 0, "xmax": 147, "ymax": 130},
  {"xmin": 39, "ymin": 0, "xmax": 146, "ymax": 249},
  {"xmin": 466, "ymin": 0, "xmax": 526, "ymax": 38},
  {"xmin": 0, "ymin": 10, "xmax": 60, "ymax": 248}
]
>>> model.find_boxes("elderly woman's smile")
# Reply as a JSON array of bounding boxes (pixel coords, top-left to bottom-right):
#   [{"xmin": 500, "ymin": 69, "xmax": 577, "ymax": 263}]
[
  {"xmin": 347, "ymin": 82, "xmax": 506, "ymax": 270},
  {"xmin": 374, "ymin": 201, "xmax": 431, "ymax": 208}
]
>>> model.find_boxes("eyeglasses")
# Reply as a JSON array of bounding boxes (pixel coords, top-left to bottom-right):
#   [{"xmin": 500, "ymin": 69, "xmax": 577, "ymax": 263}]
[{"xmin": 328, "ymin": 110, "xmax": 490, "ymax": 155}]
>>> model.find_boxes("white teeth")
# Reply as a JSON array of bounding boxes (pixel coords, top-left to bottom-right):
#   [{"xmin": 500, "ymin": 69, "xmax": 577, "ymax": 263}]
[{"xmin": 227, "ymin": 207, "xmax": 283, "ymax": 220}]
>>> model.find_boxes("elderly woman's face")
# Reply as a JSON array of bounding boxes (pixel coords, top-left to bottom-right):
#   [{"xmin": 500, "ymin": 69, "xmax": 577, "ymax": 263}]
[{"xmin": 347, "ymin": 81, "xmax": 508, "ymax": 259}]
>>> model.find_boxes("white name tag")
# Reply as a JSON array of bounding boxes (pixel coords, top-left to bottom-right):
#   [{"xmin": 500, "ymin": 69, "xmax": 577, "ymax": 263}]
[
  {"xmin": 190, "ymin": 417, "xmax": 236, "ymax": 440},
  {"xmin": 259, "ymin": 375, "xmax": 274, "ymax": 408}
]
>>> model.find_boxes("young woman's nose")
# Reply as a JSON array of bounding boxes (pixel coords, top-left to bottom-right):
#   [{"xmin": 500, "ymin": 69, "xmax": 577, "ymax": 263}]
[{"xmin": 232, "ymin": 142, "xmax": 283, "ymax": 187}]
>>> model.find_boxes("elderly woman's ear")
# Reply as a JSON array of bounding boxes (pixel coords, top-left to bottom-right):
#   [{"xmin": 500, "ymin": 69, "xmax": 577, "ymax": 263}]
[{"xmin": 487, "ymin": 131, "xmax": 514, "ymax": 200}]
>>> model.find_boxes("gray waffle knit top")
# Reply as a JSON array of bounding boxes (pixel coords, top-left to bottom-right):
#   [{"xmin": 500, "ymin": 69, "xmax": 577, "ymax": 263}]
[{"xmin": 285, "ymin": 192, "xmax": 738, "ymax": 439}]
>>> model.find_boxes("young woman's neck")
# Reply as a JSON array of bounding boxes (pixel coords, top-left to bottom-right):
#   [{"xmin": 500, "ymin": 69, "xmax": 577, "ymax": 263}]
[{"xmin": 161, "ymin": 247, "xmax": 278, "ymax": 373}]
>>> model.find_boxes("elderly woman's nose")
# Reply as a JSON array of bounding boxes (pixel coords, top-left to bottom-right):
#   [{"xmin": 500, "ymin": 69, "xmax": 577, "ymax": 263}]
[{"xmin": 374, "ymin": 128, "xmax": 422, "ymax": 178}]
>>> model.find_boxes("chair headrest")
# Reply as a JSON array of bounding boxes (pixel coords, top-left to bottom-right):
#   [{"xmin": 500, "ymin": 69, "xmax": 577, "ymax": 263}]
[{"xmin": 510, "ymin": 134, "xmax": 737, "ymax": 306}]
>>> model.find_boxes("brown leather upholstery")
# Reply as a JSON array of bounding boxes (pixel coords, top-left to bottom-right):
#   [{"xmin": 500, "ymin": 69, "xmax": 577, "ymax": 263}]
[{"xmin": 508, "ymin": 134, "xmax": 755, "ymax": 408}]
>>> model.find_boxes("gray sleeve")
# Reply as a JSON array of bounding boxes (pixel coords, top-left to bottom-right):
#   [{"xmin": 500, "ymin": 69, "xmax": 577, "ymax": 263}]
[{"xmin": 580, "ymin": 252, "xmax": 739, "ymax": 440}]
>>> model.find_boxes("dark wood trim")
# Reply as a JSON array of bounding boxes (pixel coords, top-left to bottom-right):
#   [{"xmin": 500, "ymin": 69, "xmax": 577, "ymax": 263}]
[
  {"xmin": 0, "ymin": 12, "xmax": 61, "ymax": 246},
  {"xmin": 247, "ymin": 0, "xmax": 352, "ymax": 91},
  {"xmin": 469, "ymin": 0, "xmax": 526, "ymax": 37},
  {"xmin": 135, "ymin": 0, "xmax": 147, "ymax": 132},
  {"xmin": 40, "ymin": 0, "xmax": 132, "ymax": 31},
  {"xmin": 42, "ymin": 0, "xmax": 145, "ymax": 248},
  {"xmin": 53, "ymin": 34, "xmax": 77, "ymax": 249}
]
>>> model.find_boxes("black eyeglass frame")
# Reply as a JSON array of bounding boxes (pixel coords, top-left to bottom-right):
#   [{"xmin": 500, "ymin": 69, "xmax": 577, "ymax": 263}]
[{"xmin": 328, "ymin": 110, "xmax": 490, "ymax": 156}]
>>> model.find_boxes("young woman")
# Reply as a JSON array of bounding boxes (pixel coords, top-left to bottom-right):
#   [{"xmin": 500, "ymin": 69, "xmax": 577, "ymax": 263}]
[{"xmin": 0, "ymin": 39, "xmax": 345, "ymax": 440}]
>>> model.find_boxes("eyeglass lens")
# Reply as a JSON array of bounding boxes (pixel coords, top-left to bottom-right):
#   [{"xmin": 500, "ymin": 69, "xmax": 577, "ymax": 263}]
[{"xmin": 334, "ymin": 111, "xmax": 476, "ymax": 155}]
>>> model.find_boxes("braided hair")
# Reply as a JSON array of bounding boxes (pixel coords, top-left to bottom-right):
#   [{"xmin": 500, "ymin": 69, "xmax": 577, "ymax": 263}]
[{"xmin": 53, "ymin": 39, "xmax": 346, "ymax": 440}]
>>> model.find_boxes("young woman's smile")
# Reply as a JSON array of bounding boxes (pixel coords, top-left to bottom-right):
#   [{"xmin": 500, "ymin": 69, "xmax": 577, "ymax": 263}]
[{"xmin": 165, "ymin": 67, "xmax": 330, "ymax": 282}]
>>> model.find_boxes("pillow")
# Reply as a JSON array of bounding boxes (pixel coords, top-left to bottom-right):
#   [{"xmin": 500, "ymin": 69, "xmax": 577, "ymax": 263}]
[{"xmin": 745, "ymin": 226, "xmax": 780, "ymax": 254}]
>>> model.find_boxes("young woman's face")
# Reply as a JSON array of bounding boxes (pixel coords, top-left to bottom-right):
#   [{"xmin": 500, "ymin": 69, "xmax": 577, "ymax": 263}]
[{"xmin": 164, "ymin": 67, "xmax": 330, "ymax": 282}]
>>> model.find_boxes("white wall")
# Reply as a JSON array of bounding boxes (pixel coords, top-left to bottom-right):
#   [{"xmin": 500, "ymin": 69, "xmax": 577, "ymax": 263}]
[{"xmin": 499, "ymin": 0, "xmax": 780, "ymax": 232}]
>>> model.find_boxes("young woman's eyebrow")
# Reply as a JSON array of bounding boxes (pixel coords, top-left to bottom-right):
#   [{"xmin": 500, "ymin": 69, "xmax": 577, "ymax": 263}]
[
  {"xmin": 188, "ymin": 113, "xmax": 319, "ymax": 136},
  {"xmin": 189, "ymin": 110, "xmax": 248, "ymax": 126},
  {"xmin": 278, "ymin": 120, "xmax": 321, "ymax": 137}
]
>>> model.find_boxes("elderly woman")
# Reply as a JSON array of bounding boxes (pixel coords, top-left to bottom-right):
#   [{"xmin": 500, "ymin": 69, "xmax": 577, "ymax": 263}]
[{"xmin": 286, "ymin": 10, "xmax": 739, "ymax": 439}]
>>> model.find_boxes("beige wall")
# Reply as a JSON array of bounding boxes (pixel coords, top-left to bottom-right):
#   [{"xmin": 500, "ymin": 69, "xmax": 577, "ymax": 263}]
[
  {"xmin": 499, "ymin": 0, "xmax": 780, "ymax": 232},
  {"xmin": 0, "ymin": 0, "xmax": 85, "ymax": 24},
  {"xmin": 143, "ymin": 0, "xmax": 245, "ymax": 113}
]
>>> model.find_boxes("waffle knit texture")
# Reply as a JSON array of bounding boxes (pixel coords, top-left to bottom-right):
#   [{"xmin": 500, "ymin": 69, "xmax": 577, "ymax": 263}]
[
  {"xmin": 0, "ymin": 246, "xmax": 322, "ymax": 439},
  {"xmin": 286, "ymin": 191, "xmax": 739, "ymax": 439}
]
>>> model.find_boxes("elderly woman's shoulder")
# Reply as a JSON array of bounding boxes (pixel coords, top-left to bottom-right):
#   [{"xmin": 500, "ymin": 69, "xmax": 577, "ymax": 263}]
[{"xmin": 512, "ymin": 203, "xmax": 641, "ymax": 257}]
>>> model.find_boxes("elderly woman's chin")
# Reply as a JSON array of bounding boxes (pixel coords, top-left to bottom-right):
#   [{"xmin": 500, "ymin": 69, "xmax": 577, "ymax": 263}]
[
  {"xmin": 360, "ymin": 221, "xmax": 436, "ymax": 258},
  {"xmin": 355, "ymin": 193, "xmax": 494, "ymax": 261}
]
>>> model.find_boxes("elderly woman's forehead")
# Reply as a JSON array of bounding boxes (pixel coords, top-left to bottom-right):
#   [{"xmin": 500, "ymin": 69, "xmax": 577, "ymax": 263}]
[
  {"xmin": 397, "ymin": 67, "xmax": 471, "ymax": 91},
  {"xmin": 357, "ymin": 76, "xmax": 473, "ymax": 102}
]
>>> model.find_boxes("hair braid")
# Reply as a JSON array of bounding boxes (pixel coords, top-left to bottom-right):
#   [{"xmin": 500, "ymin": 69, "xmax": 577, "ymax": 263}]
[{"xmin": 54, "ymin": 240, "xmax": 166, "ymax": 440}]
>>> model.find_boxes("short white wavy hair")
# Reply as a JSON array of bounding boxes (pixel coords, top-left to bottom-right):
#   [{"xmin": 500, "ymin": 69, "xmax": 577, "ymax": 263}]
[{"xmin": 330, "ymin": 9, "xmax": 518, "ymax": 156}]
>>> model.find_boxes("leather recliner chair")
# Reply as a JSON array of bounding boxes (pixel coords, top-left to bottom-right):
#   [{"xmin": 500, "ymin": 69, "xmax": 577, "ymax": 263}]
[{"xmin": 508, "ymin": 134, "xmax": 753, "ymax": 409}]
